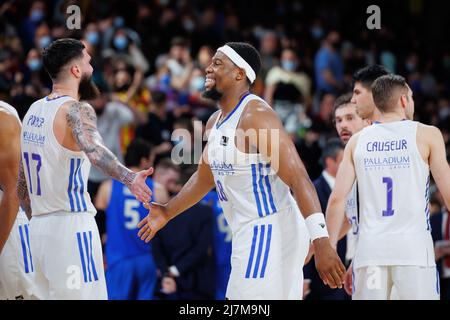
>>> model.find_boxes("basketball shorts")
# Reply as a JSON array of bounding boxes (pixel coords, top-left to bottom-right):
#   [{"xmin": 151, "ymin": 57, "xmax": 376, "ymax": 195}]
[
  {"xmin": 29, "ymin": 212, "xmax": 107, "ymax": 300},
  {"xmin": 226, "ymin": 206, "xmax": 310, "ymax": 300},
  {"xmin": 352, "ymin": 265, "xmax": 440, "ymax": 300},
  {"xmin": 0, "ymin": 210, "xmax": 36, "ymax": 300}
]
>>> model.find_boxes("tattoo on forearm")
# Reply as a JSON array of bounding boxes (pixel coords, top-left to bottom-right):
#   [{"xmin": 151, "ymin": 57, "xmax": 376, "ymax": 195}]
[
  {"xmin": 66, "ymin": 102, "xmax": 136, "ymax": 187},
  {"xmin": 17, "ymin": 162, "xmax": 32, "ymax": 217}
]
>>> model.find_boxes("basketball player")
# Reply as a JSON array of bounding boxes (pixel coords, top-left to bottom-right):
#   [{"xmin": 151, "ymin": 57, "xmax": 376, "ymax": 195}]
[
  {"xmin": 0, "ymin": 101, "xmax": 35, "ymax": 299},
  {"xmin": 138, "ymin": 42, "xmax": 345, "ymax": 299},
  {"xmin": 17, "ymin": 38, "xmax": 153, "ymax": 299},
  {"xmin": 326, "ymin": 75, "xmax": 450, "ymax": 299},
  {"xmin": 95, "ymin": 139, "xmax": 167, "ymax": 300}
]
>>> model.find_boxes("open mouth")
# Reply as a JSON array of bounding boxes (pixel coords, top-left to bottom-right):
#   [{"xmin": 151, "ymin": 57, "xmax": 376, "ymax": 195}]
[{"xmin": 204, "ymin": 77, "xmax": 216, "ymax": 90}]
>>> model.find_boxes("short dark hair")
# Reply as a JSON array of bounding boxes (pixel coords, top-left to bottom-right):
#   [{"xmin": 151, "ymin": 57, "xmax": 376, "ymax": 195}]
[
  {"xmin": 124, "ymin": 138, "xmax": 152, "ymax": 167},
  {"xmin": 226, "ymin": 42, "xmax": 261, "ymax": 84},
  {"xmin": 320, "ymin": 138, "xmax": 344, "ymax": 168},
  {"xmin": 353, "ymin": 65, "xmax": 390, "ymax": 89},
  {"xmin": 42, "ymin": 38, "xmax": 85, "ymax": 80},
  {"xmin": 332, "ymin": 92, "xmax": 353, "ymax": 122},
  {"xmin": 371, "ymin": 74, "xmax": 408, "ymax": 113}
]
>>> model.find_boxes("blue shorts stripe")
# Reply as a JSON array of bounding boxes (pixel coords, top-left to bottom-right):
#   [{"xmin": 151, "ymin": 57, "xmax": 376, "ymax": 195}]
[
  {"xmin": 24, "ymin": 224, "xmax": 34, "ymax": 272},
  {"xmin": 68, "ymin": 159, "xmax": 75, "ymax": 211},
  {"xmin": 76, "ymin": 232, "xmax": 88, "ymax": 283},
  {"xmin": 73, "ymin": 159, "xmax": 82, "ymax": 212},
  {"xmin": 89, "ymin": 231, "xmax": 99, "ymax": 281},
  {"xmin": 252, "ymin": 225, "xmax": 265, "ymax": 278},
  {"xmin": 260, "ymin": 224, "xmax": 272, "ymax": 278},
  {"xmin": 258, "ymin": 164, "xmax": 270, "ymax": 216},
  {"xmin": 436, "ymin": 268, "xmax": 440, "ymax": 295},
  {"xmin": 78, "ymin": 159, "xmax": 87, "ymax": 211},
  {"xmin": 83, "ymin": 232, "xmax": 92, "ymax": 282},
  {"xmin": 245, "ymin": 226, "xmax": 259, "ymax": 279},
  {"xmin": 264, "ymin": 164, "xmax": 277, "ymax": 214},
  {"xmin": 18, "ymin": 225, "xmax": 29, "ymax": 274},
  {"xmin": 251, "ymin": 165, "xmax": 263, "ymax": 217}
]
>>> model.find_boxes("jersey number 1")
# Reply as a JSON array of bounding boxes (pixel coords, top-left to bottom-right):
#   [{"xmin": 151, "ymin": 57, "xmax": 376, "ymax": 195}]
[
  {"xmin": 23, "ymin": 152, "xmax": 42, "ymax": 196},
  {"xmin": 382, "ymin": 177, "xmax": 394, "ymax": 217}
]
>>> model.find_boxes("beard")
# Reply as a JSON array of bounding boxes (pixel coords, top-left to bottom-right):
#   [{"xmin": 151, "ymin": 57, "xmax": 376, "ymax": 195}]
[
  {"xmin": 78, "ymin": 74, "xmax": 100, "ymax": 101},
  {"xmin": 202, "ymin": 87, "xmax": 223, "ymax": 101}
]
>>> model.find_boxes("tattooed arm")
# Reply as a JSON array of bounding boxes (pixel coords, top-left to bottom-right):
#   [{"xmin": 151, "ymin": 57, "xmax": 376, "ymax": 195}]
[
  {"xmin": 17, "ymin": 161, "xmax": 32, "ymax": 219},
  {"xmin": 66, "ymin": 101, "xmax": 153, "ymax": 203}
]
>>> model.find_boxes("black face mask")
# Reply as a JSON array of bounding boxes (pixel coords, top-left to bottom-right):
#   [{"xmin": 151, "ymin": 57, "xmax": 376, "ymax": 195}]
[
  {"xmin": 202, "ymin": 87, "xmax": 223, "ymax": 101},
  {"xmin": 78, "ymin": 74, "xmax": 100, "ymax": 101},
  {"xmin": 331, "ymin": 41, "xmax": 341, "ymax": 51}
]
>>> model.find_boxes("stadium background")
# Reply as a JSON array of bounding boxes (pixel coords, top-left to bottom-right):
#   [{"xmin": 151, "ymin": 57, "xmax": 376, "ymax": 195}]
[{"xmin": 0, "ymin": 0, "xmax": 449, "ymax": 300}]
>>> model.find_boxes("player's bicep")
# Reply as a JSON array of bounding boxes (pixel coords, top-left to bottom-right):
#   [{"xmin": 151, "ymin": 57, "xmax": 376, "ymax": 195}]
[
  {"xmin": 66, "ymin": 101, "xmax": 103, "ymax": 152},
  {"xmin": 429, "ymin": 128, "xmax": 450, "ymax": 200}
]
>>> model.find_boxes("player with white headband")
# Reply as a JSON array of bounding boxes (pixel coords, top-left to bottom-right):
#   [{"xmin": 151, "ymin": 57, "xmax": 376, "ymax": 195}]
[{"xmin": 138, "ymin": 42, "xmax": 345, "ymax": 299}]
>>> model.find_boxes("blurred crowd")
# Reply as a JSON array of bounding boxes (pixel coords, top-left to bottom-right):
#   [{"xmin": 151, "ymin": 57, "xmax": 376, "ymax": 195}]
[{"xmin": 1, "ymin": 0, "xmax": 449, "ymax": 300}]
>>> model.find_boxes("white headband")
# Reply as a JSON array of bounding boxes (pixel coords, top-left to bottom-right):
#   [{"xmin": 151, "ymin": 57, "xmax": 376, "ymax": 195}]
[{"xmin": 217, "ymin": 45, "xmax": 256, "ymax": 84}]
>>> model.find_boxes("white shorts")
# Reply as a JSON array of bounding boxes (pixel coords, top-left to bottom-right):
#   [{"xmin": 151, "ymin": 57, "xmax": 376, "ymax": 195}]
[
  {"xmin": 0, "ymin": 211, "xmax": 36, "ymax": 300},
  {"xmin": 29, "ymin": 212, "xmax": 107, "ymax": 300},
  {"xmin": 352, "ymin": 265, "xmax": 440, "ymax": 300},
  {"xmin": 226, "ymin": 207, "xmax": 310, "ymax": 300}
]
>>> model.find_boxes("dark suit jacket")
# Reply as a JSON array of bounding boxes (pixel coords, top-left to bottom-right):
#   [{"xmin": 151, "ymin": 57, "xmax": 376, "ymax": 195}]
[
  {"xmin": 303, "ymin": 173, "xmax": 348, "ymax": 300},
  {"xmin": 152, "ymin": 203, "xmax": 215, "ymax": 300}
]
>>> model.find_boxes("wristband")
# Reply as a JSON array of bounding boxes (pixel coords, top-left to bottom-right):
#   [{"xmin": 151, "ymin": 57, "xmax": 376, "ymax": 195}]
[{"xmin": 305, "ymin": 212, "xmax": 329, "ymax": 241}]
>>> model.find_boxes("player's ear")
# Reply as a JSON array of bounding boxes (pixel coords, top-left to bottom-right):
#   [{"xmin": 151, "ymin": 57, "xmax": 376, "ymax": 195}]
[
  {"xmin": 70, "ymin": 64, "xmax": 82, "ymax": 79},
  {"xmin": 236, "ymin": 68, "xmax": 246, "ymax": 82},
  {"xmin": 400, "ymin": 94, "xmax": 408, "ymax": 109}
]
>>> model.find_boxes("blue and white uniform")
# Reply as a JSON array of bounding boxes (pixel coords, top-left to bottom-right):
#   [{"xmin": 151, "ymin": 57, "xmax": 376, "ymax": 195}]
[
  {"xmin": 105, "ymin": 179, "xmax": 157, "ymax": 300},
  {"xmin": 21, "ymin": 96, "xmax": 107, "ymax": 299},
  {"xmin": 344, "ymin": 183, "xmax": 358, "ymax": 262},
  {"xmin": 0, "ymin": 101, "xmax": 35, "ymax": 300},
  {"xmin": 352, "ymin": 120, "xmax": 438, "ymax": 300},
  {"xmin": 207, "ymin": 93, "xmax": 310, "ymax": 300}
]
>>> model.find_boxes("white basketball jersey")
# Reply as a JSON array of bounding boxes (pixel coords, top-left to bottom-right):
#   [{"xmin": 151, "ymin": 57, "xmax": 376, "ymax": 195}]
[
  {"xmin": 207, "ymin": 93, "xmax": 300, "ymax": 233},
  {"xmin": 20, "ymin": 96, "xmax": 96, "ymax": 216},
  {"xmin": 353, "ymin": 120, "xmax": 435, "ymax": 269}
]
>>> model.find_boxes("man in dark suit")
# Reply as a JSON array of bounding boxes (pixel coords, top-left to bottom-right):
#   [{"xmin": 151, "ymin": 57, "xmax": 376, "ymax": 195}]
[
  {"xmin": 430, "ymin": 202, "xmax": 450, "ymax": 300},
  {"xmin": 304, "ymin": 138, "xmax": 347, "ymax": 300},
  {"xmin": 152, "ymin": 164, "xmax": 215, "ymax": 300}
]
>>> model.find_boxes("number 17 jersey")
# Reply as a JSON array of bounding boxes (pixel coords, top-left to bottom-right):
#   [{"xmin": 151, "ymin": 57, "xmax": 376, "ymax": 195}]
[
  {"xmin": 21, "ymin": 96, "xmax": 96, "ymax": 216},
  {"xmin": 353, "ymin": 120, "xmax": 435, "ymax": 269}
]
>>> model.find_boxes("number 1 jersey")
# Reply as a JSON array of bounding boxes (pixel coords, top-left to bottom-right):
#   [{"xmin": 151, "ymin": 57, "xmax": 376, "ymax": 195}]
[
  {"xmin": 21, "ymin": 96, "xmax": 96, "ymax": 216},
  {"xmin": 353, "ymin": 120, "xmax": 435, "ymax": 269}
]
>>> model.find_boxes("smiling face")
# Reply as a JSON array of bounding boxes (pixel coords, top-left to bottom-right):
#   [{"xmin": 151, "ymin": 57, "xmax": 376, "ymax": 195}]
[{"xmin": 202, "ymin": 51, "xmax": 245, "ymax": 101}]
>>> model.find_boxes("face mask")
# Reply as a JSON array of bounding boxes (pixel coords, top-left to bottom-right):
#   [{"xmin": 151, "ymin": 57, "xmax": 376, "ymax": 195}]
[
  {"xmin": 114, "ymin": 16, "xmax": 125, "ymax": 28},
  {"xmin": 28, "ymin": 58, "xmax": 42, "ymax": 71},
  {"xmin": 183, "ymin": 20, "xmax": 195, "ymax": 32},
  {"xmin": 405, "ymin": 62, "xmax": 416, "ymax": 72},
  {"xmin": 30, "ymin": 9, "xmax": 44, "ymax": 22},
  {"xmin": 113, "ymin": 36, "xmax": 128, "ymax": 51},
  {"xmin": 38, "ymin": 36, "xmax": 51, "ymax": 49},
  {"xmin": 281, "ymin": 60, "xmax": 297, "ymax": 72},
  {"xmin": 86, "ymin": 31, "xmax": 100, "ymax": 45},
  {"xmin": 160, "ymin": 74, "xmax": 171, "ymax": 87},
  {"xmin": 190, "ymin": 76, "xmax": 204, "ymax": 91},
  {"xmin": 311, "ymin": 27, "xmax": 324, "ymax": 40}
]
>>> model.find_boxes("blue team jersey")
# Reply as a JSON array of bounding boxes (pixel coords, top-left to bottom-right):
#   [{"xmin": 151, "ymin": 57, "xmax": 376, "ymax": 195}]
[{"xmin": 106, "ymin": 178, "xmax": 153, "ymax": 268}]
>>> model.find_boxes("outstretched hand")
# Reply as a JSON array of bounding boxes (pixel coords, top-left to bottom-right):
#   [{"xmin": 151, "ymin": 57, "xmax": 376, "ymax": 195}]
[
  {"xmin": 129, "ymin": 167, "xmax": 154, "ymax": 204},
  {"xmin": 313, "ymin": 238, "xmax": 346, "ymax": 289},
  {"xmin": 137, "ymin": 202, "xmax": 170, "ymax": 243}
]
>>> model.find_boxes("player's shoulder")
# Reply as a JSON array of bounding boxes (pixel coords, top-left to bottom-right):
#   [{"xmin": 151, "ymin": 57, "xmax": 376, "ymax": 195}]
[
  {"xmin": 0, "ymin": 108, "xmax": 21, "ymax": 134},
  {"xmin": 205, "ymin": 110, "xmax": 221, "ymax": 130},
  {"xmin": 240, "ymin": 96, "xmax": 278, "ymax": 127},
  {"xmin": 416, "ymin": 122, "xmax": 442, "ymax": 139}
]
